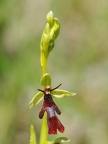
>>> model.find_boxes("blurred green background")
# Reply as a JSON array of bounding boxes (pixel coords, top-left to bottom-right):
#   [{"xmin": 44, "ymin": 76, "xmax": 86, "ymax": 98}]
[{"xmin": 0, "ymin": 0, "xmax": 108, "ymax": 144}]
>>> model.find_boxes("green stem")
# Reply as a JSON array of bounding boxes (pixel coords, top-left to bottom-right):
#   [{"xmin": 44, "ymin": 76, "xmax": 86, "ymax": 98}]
[
  {"xmin": 40, "ymin": 52, "xmax": 48, "ymax": 144},
  {"xmin": 41, "ymin": 53, "xmax": 47, "ymax": 75}
]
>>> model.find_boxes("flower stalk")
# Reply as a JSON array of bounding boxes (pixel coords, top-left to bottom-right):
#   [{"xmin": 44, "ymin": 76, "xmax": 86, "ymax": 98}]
[
  {"xmin": 29, "ymin": 10, "xmax": 76, "ymax": 144},
  {"xmin": 40, "ymin": 11, "xmax": 60, "ymax": 143}
]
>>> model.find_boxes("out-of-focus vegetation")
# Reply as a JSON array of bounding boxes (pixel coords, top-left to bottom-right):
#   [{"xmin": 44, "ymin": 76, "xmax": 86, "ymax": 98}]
[{"xmin": 0, "ymin": 0, "xmax": 108, "ymax": 144}]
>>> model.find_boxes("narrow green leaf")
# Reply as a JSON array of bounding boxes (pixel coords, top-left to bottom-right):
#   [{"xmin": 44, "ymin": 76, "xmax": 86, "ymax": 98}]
[
  {"xmin": 52, "ymin": 89, "xmax": 76, "ymax": 98},
  {"xmin": 42, "ymin": 141, "xmax": 53, "ymax": 144},
  {"xmin": 40, "ymin": 73, "xmax": 51, "ymax": 88},
  {"xmin": 54, "ymin": 137, "xmax": 70, "ymax": 144},
  {"xmin": 29, "ymin": 92, "xmax": 43, "ymax": 108},
  {"xmin": 30, "ymin": 125, "xmax": 37, "ymax": 144},
  {"xmin": 40, "ymin": 112, "xmax": 48, "ymax": 144}
]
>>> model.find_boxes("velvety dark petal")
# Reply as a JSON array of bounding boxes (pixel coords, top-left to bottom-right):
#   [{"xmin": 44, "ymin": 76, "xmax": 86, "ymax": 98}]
[
  {"xmin": 55, "ymin": 105, "xmax": 61, "ymax": 115},
  {"xmin": 48, "ymin": 116, "xmax": 57, "ymax": 134},
  {"xmin": 48, "ymin": 116, "xmax": 65, "ymax": 134},
  {"xmin": 56, "ymin": 116, "xmax": 65, "ymax": 133},
  {"xmin": 39, "ymin": 108, "xmax": 45, "ymax": 119}
]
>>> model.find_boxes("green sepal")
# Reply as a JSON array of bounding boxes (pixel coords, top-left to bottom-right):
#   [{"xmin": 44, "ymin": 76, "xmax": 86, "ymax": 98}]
[
  {"xmin": 30, "ymin": 125, "xmax": 37, "ymax": 144},
  {"xmin": 54, "ymin": 137, "xmax": 70, "ymax": 144},
  {"xmin": 52, "ymin": 89, "xmax": 76, "ymax": 98},
  {"xmin": 29, "ymin": 92, "xmax": 43, "ymax": 108},
  {"xmin": 40, "ymin": 73, "xmax": 51, "ymax": 88}
]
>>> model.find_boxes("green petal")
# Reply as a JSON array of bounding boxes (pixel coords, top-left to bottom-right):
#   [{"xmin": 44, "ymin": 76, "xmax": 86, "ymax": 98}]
[
  {"xmin": 30, "ymin": 125, "xmax": 36, "ymax": 144},
  {"xmin": 52, "ymin": 89, "xmax": 76, "ymax": 98},
  {"xmin": 40, "ymin": 73, "xmax": 51, "ymax": 88},
  {"xmin": 29, "ymin": 92, "xmax": 43, "ymax": 108},
  {"xmin": 54, "ymin": 137, "xmax": 70, "ymax": 144}
]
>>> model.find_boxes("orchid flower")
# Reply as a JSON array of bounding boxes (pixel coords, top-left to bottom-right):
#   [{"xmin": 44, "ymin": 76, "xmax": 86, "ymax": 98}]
[{"xmin": 29, "ymin": 73, "xmax": 76, "ymax": 134}]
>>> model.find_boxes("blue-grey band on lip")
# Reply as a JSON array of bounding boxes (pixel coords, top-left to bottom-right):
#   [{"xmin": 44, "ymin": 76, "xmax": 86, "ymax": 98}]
[{"xmin": 46, "ymin": 106, "xmax": 55, "ymax": 117}]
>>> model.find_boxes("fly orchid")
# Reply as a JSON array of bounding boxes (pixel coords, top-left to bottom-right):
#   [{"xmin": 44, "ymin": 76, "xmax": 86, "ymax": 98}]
[
  {"xmin": 29, "ymin": 11, "xmax": 76, "ymax": 144},
  {"xmin": 29, "ymin": 73, "xmax": 76, "ymax": 134}
]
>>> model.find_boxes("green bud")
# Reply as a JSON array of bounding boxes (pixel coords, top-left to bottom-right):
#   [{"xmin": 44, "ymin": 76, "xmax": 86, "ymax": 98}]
[
  {"xmin": 51, "ymin": 18, "xmax": 60, "ymax": 40},
  {"xmin": 46, "ymin": 11, "xmax": 54, "ymax": 27},
  {"xmin": 40, "ymin": 11, "xmax": 60, "ymax": 73},
  {"xmin": 41, "ymin": 23, "xmax": 50, "ymax": 57}
]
